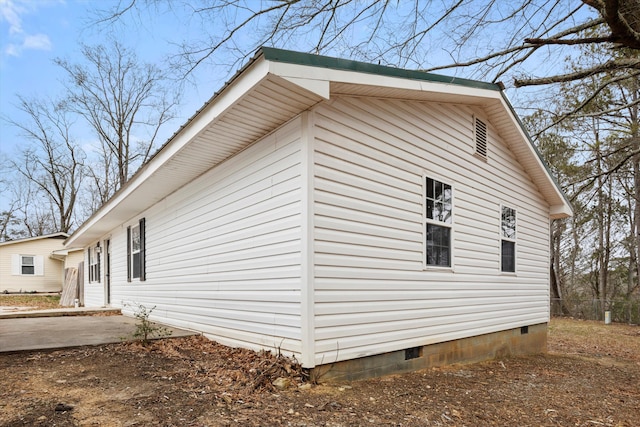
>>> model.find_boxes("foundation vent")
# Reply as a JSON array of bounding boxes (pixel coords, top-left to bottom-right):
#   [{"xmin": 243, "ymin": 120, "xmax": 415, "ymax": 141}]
[
  {"xmin": 521, "ymin": 326, "xmax": 529, "ymax": 335},
  {"xmin": 405, "ymin": 347, "xmax": 422, "ymax": 360}
]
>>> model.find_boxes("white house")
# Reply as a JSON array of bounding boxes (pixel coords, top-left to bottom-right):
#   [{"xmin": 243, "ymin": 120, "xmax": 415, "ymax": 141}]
[
  {"xmin": 0, "ymin": 232, "xmax": 70, "ymax": 293},
  {"xmin": 65, "ymin": 48, "xmax": 572, "ymax": 380}
]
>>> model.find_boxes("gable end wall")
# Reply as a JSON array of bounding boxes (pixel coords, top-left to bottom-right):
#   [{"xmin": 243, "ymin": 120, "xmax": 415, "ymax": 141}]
[{"xmin": 311, "ymin": 96, "xmax": 550, "ymax": 365}]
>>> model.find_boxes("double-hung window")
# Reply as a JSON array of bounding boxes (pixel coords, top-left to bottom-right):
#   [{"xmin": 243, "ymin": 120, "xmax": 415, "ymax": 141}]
[
  {"xmin": 21, "ymin": 256, "xmax": 35, "ymax": 275},
  {"xmin": 425, "ymin": 177, "xmax": 453, "ymax": 267},
  {"xmin": 127, "ymin": 218, "xmax": 146, "ymax": 281},
  {"xmin": 88, "ymin": 244, "xmax": 101, "ymax": 283},
  {"xmin": 87, "ymin": 244, "xmax": 100, "ymax": 283},
  {"xmin": 501, "ymin": 206, "xmax": 516, "ymax": 272},
  {"xmin": 11, "ymin": 254, "xmax": 43, "ymax": 276}
]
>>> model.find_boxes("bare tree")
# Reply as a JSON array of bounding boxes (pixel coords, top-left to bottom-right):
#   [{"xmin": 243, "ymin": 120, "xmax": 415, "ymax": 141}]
[
  {"xmin": 0, "ymin": 154, "xmax": 22, "ymax": 241},
  {"xmin": 6, "ymin": 97, "xmax": 85, "ymax": 234},
  {"xmin": 55, "ymin": 41, "xmax": 178, "ymax": 197},
  {"xmin": 95, "ymin": 1, "xmax": 639, "ymax": 118}
]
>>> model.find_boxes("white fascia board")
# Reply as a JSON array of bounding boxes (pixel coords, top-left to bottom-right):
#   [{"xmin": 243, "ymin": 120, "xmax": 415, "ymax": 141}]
[
  {"xmin": 268, "ymin": 61, "xmax": 499, "ymax": 101},
  {"xmin": 550, "ymin": 204, "xmax": 573, "ymax": 219},
  {"xmin": 498, "ymin": 96, "xmax": 573, "ymax": 219},
  {"xmin": 65, "ymin": 57, "xmax": 272, "ymax": 248},
  {"xmin": 279, "ymin": 76, "xmax": 330, "ymax": 99},
  {"xmin": 0, "ymin": 232, "xmax": 69, "ymax": 247}
]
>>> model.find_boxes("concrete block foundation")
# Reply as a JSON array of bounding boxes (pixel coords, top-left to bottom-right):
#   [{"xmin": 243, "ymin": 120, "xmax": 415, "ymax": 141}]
[{"xmin": 312, "ymin": 323, "xmax": 547, "ymax": 382}]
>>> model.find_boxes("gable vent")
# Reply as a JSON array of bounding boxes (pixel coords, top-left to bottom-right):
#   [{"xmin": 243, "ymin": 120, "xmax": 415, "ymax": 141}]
[{"xmin": 475, "ymin": 116, "xmax": 487, "ymax": 158}]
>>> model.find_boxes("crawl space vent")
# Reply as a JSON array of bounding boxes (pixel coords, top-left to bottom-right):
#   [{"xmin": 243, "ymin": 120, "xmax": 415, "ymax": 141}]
[
  {"xmin": 475, "ymin": 116, "xmax": 487, "ymax": 158},
  {"xmin": 405, "ymin": 347, "xmax": 422, "ymax": 360}
]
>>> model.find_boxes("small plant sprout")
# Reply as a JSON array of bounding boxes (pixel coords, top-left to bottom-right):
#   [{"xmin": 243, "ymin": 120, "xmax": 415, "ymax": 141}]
[{"xmin": 123, "ymin": 301, "xmax": 172, "ymax": 346}]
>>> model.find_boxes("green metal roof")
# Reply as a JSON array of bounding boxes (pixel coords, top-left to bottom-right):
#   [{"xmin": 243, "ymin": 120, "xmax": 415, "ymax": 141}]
[{"xmin": 260, "ymin": 47, "xmax": 501, "ymax": 92}]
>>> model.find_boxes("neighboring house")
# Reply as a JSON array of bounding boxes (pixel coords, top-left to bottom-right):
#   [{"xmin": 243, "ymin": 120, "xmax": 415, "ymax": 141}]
[
  {"xmin": 0, "ymin": 232, "xmax": 70, "ymax": 293},
  {"xmin": 65, "ymin": 48, "xmax": 572, "ymax": 380}
]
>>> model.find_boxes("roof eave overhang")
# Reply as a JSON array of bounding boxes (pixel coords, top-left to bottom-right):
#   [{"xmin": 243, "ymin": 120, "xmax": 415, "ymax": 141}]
[
  {"xmin": 65, "ymin": 54, "xmax": 328, "ymax": 248},
  {"xmin": 496, "ymin": 92, "xmax": 573, "ymax": 220},
  {"xmin": 65, "ymin": 57, "xmax": 273, "ymax": 248},
  {"xmin": 281, "ymin": 60, "xmax": 572, "ymax": 219},
  {"xmin": 66, "ymin": 48, "xmax": 572, "ymax": 248},
  {"xmin": 0, "ymin": 232, "xmax": 69, "ymax": 247}
]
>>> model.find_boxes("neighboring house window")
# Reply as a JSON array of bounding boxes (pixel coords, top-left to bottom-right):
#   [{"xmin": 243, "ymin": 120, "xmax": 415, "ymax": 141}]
[
  {"xmin": 425, "ymin": 177, "xmax": 453, "ymax": 267},
  {"xmin": 501, "ymin": 206, "xmax": 516, "ymax": 272},
  {"xmin": 127, "ymin": 218, "xmax": 146, "ymax": 281},
  {"xmin": 21, "ymin": 256, "xmax": 35, "ymax": 275},
  {"xmin": 11, "ymin": 254, "xmax": 44, "ymax": 276},
  {"xmin": 88, "ymin": 244, "xmax": 101, "ymax": 283}
]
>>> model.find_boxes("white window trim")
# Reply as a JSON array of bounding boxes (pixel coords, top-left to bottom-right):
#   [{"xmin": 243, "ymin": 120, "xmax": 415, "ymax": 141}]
[
  {"xmin": 11, "ymin": 254, "xmax": 44, "ymax": 276},
  {"xmin": 88, "ymin": 244, "xmax": 101, "ymax": 283},
  {"xmin": 500, "ymin": 204, "xmax": 517, "ymax": 274},
  {"xmin": 21, "ymin": 255, "xmax": 35, "ymax": 275},
  {"xmin": 422, "ymin": 173, "xmax": 455, "ymax": 271},
  {"xmin": 130, "ymin": 223, "xmax": 141, "ymax": 279}
]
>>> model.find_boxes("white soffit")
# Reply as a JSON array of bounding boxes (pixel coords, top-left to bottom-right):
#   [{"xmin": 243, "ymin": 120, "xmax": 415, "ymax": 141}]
[{"xmin": 66, "ymin": 59, "xmax": 324, "ymax": 247}]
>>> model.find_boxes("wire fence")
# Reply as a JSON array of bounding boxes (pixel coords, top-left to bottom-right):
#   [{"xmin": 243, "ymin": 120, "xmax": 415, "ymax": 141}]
[{"xmin": 550, "ymin": 298, "xmax": 640, "ymax": 324}]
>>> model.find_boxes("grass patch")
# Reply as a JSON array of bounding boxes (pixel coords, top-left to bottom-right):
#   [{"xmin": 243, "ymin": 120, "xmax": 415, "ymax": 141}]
[{"xmin": 0, "ymin": 294, "xmax": 61, "ymax": 310}]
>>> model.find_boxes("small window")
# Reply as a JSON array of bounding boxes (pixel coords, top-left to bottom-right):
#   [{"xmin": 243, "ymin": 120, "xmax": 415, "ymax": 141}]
[
  {"xmin": 21, "ymin": 256, "xmax": 35, "ymax": 275},
  {"xmin": 12, "ymin": 254, "xmax": 43, "ymax": 276},
  {"xmin": 131, "ymin": 225, "xmax": 141, "ymax": 279},
  {"xmin": 425, "ymin": 177, "xmax": 453, "ymax": 267},
  {"xmin": 127, "ymin": 218, "xmax": 146, "ymax": 281},
  {"xmin": 501, "ymin": 206, "xmax": 516, "ymax": 272},
  {"xmin": 88, "ymin": 244, "xmax": 101, "ymax": 283},
  {"xmin": 474, "ymin": 116, "xmax": 487, "ymax": 158}
]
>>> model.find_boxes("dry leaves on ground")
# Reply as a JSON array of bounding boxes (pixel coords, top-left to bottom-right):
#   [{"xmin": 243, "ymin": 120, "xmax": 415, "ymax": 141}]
[{"xmin": 0, "ymin": 317, "xmax": 638, "ymax": 426}]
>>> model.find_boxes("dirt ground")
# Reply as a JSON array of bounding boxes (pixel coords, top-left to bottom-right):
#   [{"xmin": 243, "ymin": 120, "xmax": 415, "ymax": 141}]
[{"xmin": 1, "ymin": 318, "xmax": 638, "ymax": 427}]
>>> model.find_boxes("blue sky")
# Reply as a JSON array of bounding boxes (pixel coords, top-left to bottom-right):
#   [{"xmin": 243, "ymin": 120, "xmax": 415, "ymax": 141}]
[
  {"xmin": 0, "ymin": 0, "xmax": 221, "ymax": 166},
  {"xmin": 0, "ymin": 0, "xmax": 229, "ymax": 214}
]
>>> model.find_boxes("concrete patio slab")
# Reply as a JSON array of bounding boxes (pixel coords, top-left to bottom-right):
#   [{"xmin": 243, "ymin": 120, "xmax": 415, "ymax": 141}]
[{"xmin": 0, "ymin": 313, "xmax": 197, "ymax": 353}]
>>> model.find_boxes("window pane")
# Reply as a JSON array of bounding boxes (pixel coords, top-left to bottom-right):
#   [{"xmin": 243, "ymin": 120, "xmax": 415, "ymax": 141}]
[
  {"xmin": 443, "ymin": 184, "xmax": 452, "ymax": 204},
  {"xmin": 426, "ymin": 178, "xmax": 434, "ymax": 199},
  {"xmin": 501, "ymin": 207, "xmax": 516, "ymax": 239},
  {"xmin": 132, "ymin": 226, "xmax": 141, "ymax": 253},
  {"xmin": 426, "ymin": 178, "xmax": 452, "ymax": 223},
  {"xmin": 427, "ymin": 224, "xmax": 451, "ymax": 267},
  {"xmin": 501, "ymin": 240, "xmax": 515, "ymax": 272},
  {"xmin": 21, "ymin": 256, "xmax": 35, "ymax": 275},
  {"xmin": 443, "ymin": 184, "xmax": 452, "ymax": 223},
  {"xmin": 433, "ymin": 201, "xmax": 443, "ymax": 221},
  {"xmin": 434, "ymin": 180, "xmax": 442, "ymax": 201},
  {"xmin": 132, "ymin": 252, "xmax": 141, "ymax": 278}
]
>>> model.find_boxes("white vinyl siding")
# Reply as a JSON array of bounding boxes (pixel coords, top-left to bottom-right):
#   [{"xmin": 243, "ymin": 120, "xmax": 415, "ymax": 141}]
[
  {"xmin": 84, "ymin": 118, "xmax": 304, "ymax": 357},
  {"xmin": 311, "ymin": 96, "xmax": 550, "ymax": 365}
]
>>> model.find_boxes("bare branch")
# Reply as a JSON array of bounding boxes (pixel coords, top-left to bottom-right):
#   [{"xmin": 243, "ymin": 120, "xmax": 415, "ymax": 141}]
[{"xmin": 515, "ymin": 57, "xmax": 640, "ymax": 86}]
